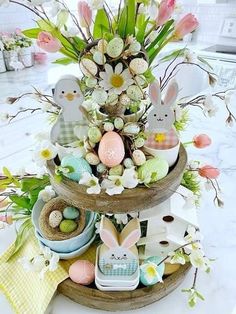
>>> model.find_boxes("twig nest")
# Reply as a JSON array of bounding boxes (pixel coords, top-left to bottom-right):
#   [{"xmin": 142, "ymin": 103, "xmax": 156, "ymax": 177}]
[
  {"xmin": 39, "ymin": 197, "xmax": 86, "ymax": 241},
  {"xmin": 98, "ymin": 131, "xmax": 125, "ymax": 168},
  {"xmin": 88, "ymin": 126, "xmax": 102, "ymax": 143},
  {"xmin": 130, "ymin": 58, "xmax": 148, "ymax": 74},
  {"xmin": 80, "ymin": 58, "xmax": 98, "ymax": 77},
  {"xmin": 132, "ymin": 150, "xmax": 146, "ymax": 166},
  {"xmin": 97, "ymin": 39, "xmax": 108, "ymax": 54},
  {"xmin": 93, "ymin": 51, "xmax": 106, "ymax": 65},
  {"xmin": 107, "ymin": 37, "xmax": 124, "ymax": 58},
  {"xmin": 69, "ymin": 260, "xmax": 95, "ymax": 285},
  {"xmin": 86, "ymin": 152, "xmax": 100, "ymax": 165}
]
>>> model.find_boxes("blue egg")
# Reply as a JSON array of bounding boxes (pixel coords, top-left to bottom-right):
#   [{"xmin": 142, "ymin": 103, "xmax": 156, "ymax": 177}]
[
  {"xmin": 140, "ymin": 256, "xmax": 165, "ymax": 286},
  {"xmin": 63, "ymin": 207, "xmax": 80, "ymax": 220},
  {"xmin": 61, "ymin": 155, "xmax": 92, "ymax": 182}
]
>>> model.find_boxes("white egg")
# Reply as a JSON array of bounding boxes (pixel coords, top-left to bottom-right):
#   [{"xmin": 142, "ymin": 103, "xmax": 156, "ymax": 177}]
[
  {"xmin": 123, "ymin": 123, "xmax": 140, "ymax": 135},
  {"xmin": 93, "ymin": 51, "xmax": 106, "ymax": 65},
  {"xmin": 130, "ymin": 58, "xmax": 148, "ymax": 74},
  {"xmin": 92, "ymin": 89, "xmax": 108, "ymax": 104},
  {"xmin": 107, "ymin": 38, "xmax": 124, "ymax": 58},
  {"xmin": 127, "ymin": 85, "xmax": 143, "ymax": 101},
  {"xmin": 86, "ymin": 152, "xmax": 100, "ymax": 165},
  {"xmin": 80, "ymin": 58, "xmax": 98, "ymax": 77},
  {"xmin": 49, "ymin": 210, "xmax": 63, "ymax": 228},
  {"xmin": 132, "ymin": 150, "xmax": 146, "ymax": 166}
]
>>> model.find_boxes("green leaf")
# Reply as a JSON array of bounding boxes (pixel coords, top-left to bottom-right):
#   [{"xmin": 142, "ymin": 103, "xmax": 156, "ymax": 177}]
[
  {"xmin": 22, "ymin": 28, "xmax": 41, "ymax": 39},
  {"xmin": 9, "ymin": 195, "xmax": 31, "ymax": 210},
  {"xmin": 2, "ymin": 167, "xmax": 12, "ymax": 179},
  {"xmin": 125, "ymin": 0, "xmax": 136, "ymax": 36},
  {"xmin": 143, "ymin": 68, "xmax": 155, "ymax": 83},
  {"xmin": 188, "ymin": 297, "xmax": 196, "ymax": 308},
  {"xmin": 21, "ymin": 176, "xmax": 50, "ymax": 193},
  {"xmin": 160, "ymin": 48, "xmax": 187, "ymax": 63},
  {"xmin": 6, "ymin": 218, "xmax": 33, "ymax": 262},
  {"xmin": 36, "ymin": 19, "xmax": 55, "ymax": 32},
  {"xmin": 136, "ymin": 17, "xmax": 149, "ymax": 44},
  {"xmin": 147, "ymin": 20, "xmax": 174, "ymax": 53},
  {"xmin": 57, "ymin": 9, "xmax": 69, "ymax": 29},
  {"xmin": 72, "ymin": 36, "xmax": 86, "ymax": 51},
  {"xmin": 118, "ymin": 7, "xmax": 127, "ymax": 38},
  {"xmin": 198, "ymin": 56, "xmax": 214, "ymax": 70},
  {"xmin": 93, "ymin": 9, "xmax": 110, "ymax": 39},
  {"xmin": 53, "ymin": 57, "xmax": 74, "ymax": 65},
  {"xmin": 196, "ymin": 291, "xmax": 205, "ymax": 301}
]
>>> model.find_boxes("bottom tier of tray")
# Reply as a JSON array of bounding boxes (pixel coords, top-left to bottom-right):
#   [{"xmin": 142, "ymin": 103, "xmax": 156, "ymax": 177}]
[{"xmin": 58, "ymin": 263, "xmax": 191, "ymax": 311}]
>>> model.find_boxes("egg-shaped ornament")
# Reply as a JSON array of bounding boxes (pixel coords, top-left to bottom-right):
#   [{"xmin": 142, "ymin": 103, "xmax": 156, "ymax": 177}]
[
  {"xmin": 61, "ymin": 155, "xmax": 92, "ymax": 182},
  {"xmin": 98, "ymin": 131, "xmax": 125, "ymax": 168},
  {"xmin": 69, "ymin": 260, "xmax": 95, "ymax": 285}
]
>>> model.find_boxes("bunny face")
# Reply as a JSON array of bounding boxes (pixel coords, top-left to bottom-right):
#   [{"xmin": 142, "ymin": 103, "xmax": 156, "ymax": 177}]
[
  {"xmin": 148, "ymin": 80, "xmax": 179, "ymax": 132},
  {"xmin": 98, "ymin": 217, "xmax": 141, "ymax": 276}
]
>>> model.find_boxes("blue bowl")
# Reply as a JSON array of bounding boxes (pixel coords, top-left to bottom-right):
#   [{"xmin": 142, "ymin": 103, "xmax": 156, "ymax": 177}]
[{"xmin": 32, "ymin": 198, "xmax": 97, "ymax": 253}]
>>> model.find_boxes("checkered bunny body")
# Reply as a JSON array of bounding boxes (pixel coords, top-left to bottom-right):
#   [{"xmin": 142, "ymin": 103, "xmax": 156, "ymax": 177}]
[
  {"xmin": 51, "ymin": 75, "xmax": 85, "ymax": 145},
  {"xmin": 98, "ymin": 217, "xmax": 141, "ymax": 276},
  {"xmin": 147, "ymin": 80, "xmax": 179, "ymax": 133}
]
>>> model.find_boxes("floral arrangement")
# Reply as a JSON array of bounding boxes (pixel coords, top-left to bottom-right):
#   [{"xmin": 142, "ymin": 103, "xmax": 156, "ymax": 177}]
[
  {"xmin": 0, "ymin": 29, "xmax": 32, "ymax": 51},
  {"xmin": 0, "ymin": 0, "xmax": 235, "ymax": 310}
]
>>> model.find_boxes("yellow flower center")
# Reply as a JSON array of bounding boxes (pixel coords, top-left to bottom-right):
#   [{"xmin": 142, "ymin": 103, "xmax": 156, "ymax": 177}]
[
  {"xmin": 146, "ymin": 265, "xmax": 157, "ymax": 278},
  {"xmin": 110, "ymin": 74, "xmax": 124, "ymax": 88},
  {"xmin": 40, "ymin": 149, "xmax": 52, "ymax": 159},
  {"xmin": 155, "ymin": 133, "xmax": 166, "ymax": 143}
]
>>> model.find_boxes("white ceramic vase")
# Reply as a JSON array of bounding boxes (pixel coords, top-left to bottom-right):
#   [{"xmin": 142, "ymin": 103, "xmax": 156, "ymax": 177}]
[
  {"xmin": 19, "ymin": 47, "xmax": 34, "ymax": 68},
  {"xmin": 0, "ymin": 51, "xmax": 6, "ymax": 73}
]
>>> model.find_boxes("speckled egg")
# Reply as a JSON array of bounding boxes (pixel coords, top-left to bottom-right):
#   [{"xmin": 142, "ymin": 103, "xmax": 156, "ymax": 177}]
[
  {"xmin": 59, "ymin": 219, "xmax": 77, "ymax": 233},
  {"xmin": 69, "ymin": 260, "xmax": 95, "ymax": 285},
  {"xmin": 140, "ymin": 256, "xmax": 165, "ymax": 286},
  {"xmin": 109, "ymin": 164, "xmax": 124, "ymax": 176},
  {"xmin": 85, "ymin": 152, "xmax": 100, "ymax": 166},
  {"xmin": 80, "ymin": 58, "xmax": 97, "ymax": 77},
  {"xmin": 123, "ymin": 158, "xmax": 134, "ymax": 169},
  {"xmin": 104, "ymin": 122, "xmax": 114, "ymax": 132},
  {"xmin": 98, "ymin": 131, "xmax": 125, "ymax": 168},
  {"xmin": 93, "ymin": 51, "xmax": 106, "ymax": 65},
  {"xmin": 88, "ymin": 126, "xmax": 102, "ymax": 143},
  {"xmin": 132, "ymin": 150, "xmax": 146, "ymax": 166},
  {"xmin": 127, "ymin": 85, "xmax": 143, "ymax": 101},
  {"xmin": 130, "ymin": 58, "xmax": 148, "ymax": 74},
  {"xmin": 63, "ymin": 207, "xmax": 80, "ymax": 220},
  {"xmin": 97, "ymin": 39, "xmax": 108, "ymax": 53},
  {"xmin": 114, "ymin": 117, "xmax": 124, "ymax": 130},
  {"xmin": 49, "ymin": 210, "xmax": 63, "ymax": 228},
  {"xmin": 123, "ymin": 123, "xmax": 140, "ymax": 135},
  {"xmin": 138, "ymin": 157, "xmax": 169, "ymax": 183},
  {"xmin": 61, "ymin": 155, "xmax": 92, "ymax": 182},
  {"xmin": 107, "ymin": 38, "xmax": 124, "ymax": 58}
]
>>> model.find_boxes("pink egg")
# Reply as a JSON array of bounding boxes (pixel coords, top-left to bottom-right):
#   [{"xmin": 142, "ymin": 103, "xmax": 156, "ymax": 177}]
[
  {"xmin": 98, "ymin": 131, "xmax": 125, "ymax": 168},
  {"xmin": 69, "ymin": 260, "xmax": 95, "ymax": 285}
]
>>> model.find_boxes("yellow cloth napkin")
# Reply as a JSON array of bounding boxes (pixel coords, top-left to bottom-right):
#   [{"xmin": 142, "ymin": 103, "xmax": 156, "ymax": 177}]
[{"xmin": 0, "ymin": 230, "xmax": 97, "ymax": 314}]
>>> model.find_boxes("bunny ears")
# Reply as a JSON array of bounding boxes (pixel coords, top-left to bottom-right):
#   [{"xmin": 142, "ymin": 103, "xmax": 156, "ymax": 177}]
[
  {"xmin": 149, "ymin": 79, "xmax": 179, "ymax": 107},
  {"xmin": 100, "ymin": 217, "xmax": 141, "ymax": 249}
]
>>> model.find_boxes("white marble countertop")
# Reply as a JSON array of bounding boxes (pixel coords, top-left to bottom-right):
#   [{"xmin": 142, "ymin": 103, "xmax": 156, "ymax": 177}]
[{"xmin": 0, "ymin": 61, "xmax": 236, "ymax": 314}]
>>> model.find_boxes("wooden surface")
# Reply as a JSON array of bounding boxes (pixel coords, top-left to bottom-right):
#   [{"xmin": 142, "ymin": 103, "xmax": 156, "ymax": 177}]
[
  {"xmin": 58, "ymin": 263, "xmax": 191, "ymax": 311},
  {"xmin": 47, "ymin": 144, "xmax": 188, "ymax": 214}
]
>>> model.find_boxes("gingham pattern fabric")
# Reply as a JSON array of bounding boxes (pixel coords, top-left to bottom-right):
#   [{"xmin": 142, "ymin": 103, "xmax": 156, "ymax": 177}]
[
  {"xmin": 0, "ymin": 230, "xmax": 97, "ymax": 314},
  {"xmin": 145, "ymin": 128, "xmax": 179, "ymax": 150},
  {"xmin": 99, "ymin": 258, "xmax": 138, "ymax": 276},
  {"xmin": 56, "ymin": 115, "xmax": 78, "ymax": 145}
]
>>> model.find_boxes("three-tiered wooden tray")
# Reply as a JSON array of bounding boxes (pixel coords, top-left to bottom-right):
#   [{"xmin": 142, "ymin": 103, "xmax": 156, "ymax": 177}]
[{"xmin": 47, "ymin": 144, "xmax": 190, "ymax": 311}]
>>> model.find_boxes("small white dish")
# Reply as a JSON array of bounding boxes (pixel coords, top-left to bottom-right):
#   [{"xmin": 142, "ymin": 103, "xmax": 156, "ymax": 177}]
[
  {"xmin": 38, "ymin": 234, "xmax": 96, "ymax": 260},
  {"xmin": 95, "ymin": 279, "xmax": 139, "ymax": 291}
]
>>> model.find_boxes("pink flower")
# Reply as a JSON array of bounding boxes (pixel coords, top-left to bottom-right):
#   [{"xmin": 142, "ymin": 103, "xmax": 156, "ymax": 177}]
[
  {"xmin": 156, "ymin": 0, "xmax": 176, "ymax": 26},
  {"xmin": 15, "ymin": 28, "xmax": 22, "ymax": 35},
  {"xmin": 198, "ymin": 165, "xmax": 220, "ymax": 179},
  {"xmin": 174, "ymin": 13, "xmax": 199, "ymax": 39},
  {"xmin": 193, "ymin": 134, "xmax": 212, "ymax": 149},
  {"xmin": 78, "ymin": 1, "xmax": 92, "ymax": 28},
  {"xmin": 37, "ymin": 31, "xmax": 62, "ymax": 53}
]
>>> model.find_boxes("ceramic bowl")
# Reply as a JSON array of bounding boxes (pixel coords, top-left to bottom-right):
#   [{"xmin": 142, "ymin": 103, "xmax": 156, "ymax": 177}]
[
  {"xmin": 39, "ymin": 234, "xmax": 96, "ymax": 260},
  {"xmin": 144, "ymin": 141, "xmax": 180, "ymax": 167},
  {"xmin": 122, "ymin": 102, "xmax": 146, "ymax": 123},
  {"xmin": 32, "ymin": 199, "xmax": 97, "ymax": 253}
]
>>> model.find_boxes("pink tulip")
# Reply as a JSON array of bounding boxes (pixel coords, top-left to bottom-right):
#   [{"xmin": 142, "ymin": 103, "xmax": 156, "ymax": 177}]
[
  {"xmin": 37, "ymin": 31, "xmax": 62, "ymax": 53},
  {"xmin": 78, "ymin": 1, "xmax": 92, "ymax": 28},
  {"xmin": 193, "ymin": 134, "xmax": 212, "ymax": 149},
  {"xmin": 156, "ymin": 0, "xmax": 176, "ymax": 26},
  {"xmin": 174, "ymin": 13, "xmax": 199, "ymax": 39},
  {"xmin": 198, "ymin": 165, "xmax": 220, "ymax": 179}
]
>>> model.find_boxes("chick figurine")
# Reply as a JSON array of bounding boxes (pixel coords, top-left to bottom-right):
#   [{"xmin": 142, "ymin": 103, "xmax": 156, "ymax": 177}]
[{"xmin": 51, "ymin": 75, "xmax": 86, "ymax": 145}]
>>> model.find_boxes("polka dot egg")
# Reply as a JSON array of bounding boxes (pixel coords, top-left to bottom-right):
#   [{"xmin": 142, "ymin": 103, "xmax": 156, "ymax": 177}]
[
  {"xmin": 49, "ymin": 210, "xmax": 63, "ymax": 228},
  {"xmin": 69, "ymin": 260, "xmax": 95, "ymax": 285}
]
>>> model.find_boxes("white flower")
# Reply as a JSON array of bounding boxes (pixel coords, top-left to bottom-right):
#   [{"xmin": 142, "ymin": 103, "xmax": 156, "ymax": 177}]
[
  {"xmin": 89, "ymin": 0, "xmax": 104, "ymax": 10},
  {"xmin": 38, "ymin": 186, "xmax": 56, "ymax": 202},
  {"xmin": 182, "ymin": 193, "xmax": 197, "ymax": 210},
  {"xmin": 34, "ymin": 131, "xmax": 50, "ymax": 143},
  {"xmin": 140, "ymin": 261, "xmax": 163, "ymax": 284},
  {"xmin": 15, "ymin": 167, "xmax": 26, "ymax": 177},
  {"xmin": 0, "ymin": 112, "xmax": 9, "ymax": 123},
  {"xmin": 102, "ymin": 167, "xmax": 139, "ymax": 196},
  {"xmin": 33, "ymin": 140, "xmax": 57, "ymax": 166},
  {"xmin": 168, "ymin": 250, "xmax": 186, "ymax": 265},
  {"xmin": 9, "ymin": 59, "xmax": 24, "ymax": 71},
  {"xmin": 95, "ymin": 221, "xmax": 101, "ymax": 234},
  {"xmin": 79, "ymin": 172, "xmax": 101, "ymax": 194},
  {"xmin": 41, "ymin": 101, "xmax": 53, "ymax": 112},
  {"xmin": 61, "ymin": 27, "xmax": 79, "ymax": 37},
  {"xmin": 203, "ymin": 94, "xmax": 218, "ymax": 117},
  {"xmin": 0, "ymin": 221, "xmax": 9, "ymax": 230},
  {"xmin": 114, "ymin": 214, "xmax": 128, "ymax": 225},
  {"xmin": 184, "ymin": 226, "xmax": 203, "ymax": 243},
  {"xmin": 189, "ymin": 250, "xmax": 210, "ymax": 272},
  {"xmin": 184, "ymin": 50, "xmax": 198, "ymax": 63},
  {"xmin": 0, "ymin": 0, "xmax": 9, "ymax": 7},
  {"xmin": 18, "ymin": 246, "xmax": 59, "ymax": 279},
  {"xmin": 188, "ymin": 160, "xmax": 200, "ymax": 170},
  {"xmin": 99, "ymin": 63, "xmax": 134, "ymax": 95}
]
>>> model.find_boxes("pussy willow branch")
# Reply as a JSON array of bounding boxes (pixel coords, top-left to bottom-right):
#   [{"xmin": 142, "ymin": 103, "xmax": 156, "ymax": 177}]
[{"xmin": 8, "ymin": 108, "xmax": 56, "ymax": 122}]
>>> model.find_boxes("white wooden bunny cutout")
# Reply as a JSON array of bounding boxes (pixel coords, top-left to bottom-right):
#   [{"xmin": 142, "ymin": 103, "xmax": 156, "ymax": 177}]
[
  {"xmin": 98, "ymin": 217, "xmax": 141, "ymax": 276},
  {"xmin": 148, "ymin": 79, "xmax": 179, "ymax": 133},
  {"xmin": 51, "ymin": 75, "xmax": 86, "ymax": 146}
]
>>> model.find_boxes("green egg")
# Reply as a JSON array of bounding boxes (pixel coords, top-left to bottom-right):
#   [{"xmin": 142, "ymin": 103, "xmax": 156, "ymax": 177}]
[
  {"xmin": 88, "ymin": 126, "xmax": 102, "ymax": 143},
  {"xmin": 138, "ymin": 157, "xmax": 169, "ymax": 184},
  {"xmin": 59, "ymin": 220, "xmax": 77, "ymax": 233},
  {"xmin": 63, "ymin": 207, "xmax": 80, "ymax": 220}
]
